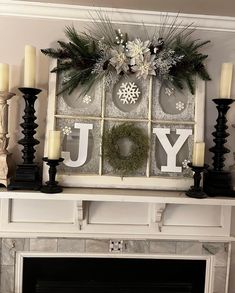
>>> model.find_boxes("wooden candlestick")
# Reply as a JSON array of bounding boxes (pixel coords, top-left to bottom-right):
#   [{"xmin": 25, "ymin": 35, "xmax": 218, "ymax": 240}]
[
  {"xmin": 8, "ymin": 87, "xmax": 42, "ymax": 190},
  {"xmin": 0, "ymin": 91, "xmax": 15, "ymax": 187},
  {"xmin": 204, "ymin": 98, "xmax": 235, "ymax": 196},
  {"xmin": 186, "ymin": 163, "xmax": 208, "ymax": 198},
  {"xmin": 41, "ymin": 157, "xmax": 64, "ymax": 193}
]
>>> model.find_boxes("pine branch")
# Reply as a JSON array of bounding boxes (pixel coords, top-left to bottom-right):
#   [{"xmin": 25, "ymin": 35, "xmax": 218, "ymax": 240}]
[
  {"xmin": 171, "ymin": 78, "xmax": 184, "ymax": 91},
  {"xmin": 50, "ymin": 61, "xmax": 73, "ymax": 73},
  {"xmin": 186, "ymin": 76, "xmax": 196, "ymax": 95},
  {"xmin": 41, "ymin": 48, "xmax": 70, "ymax": 59},
  {"xmin": 168, "ymin": 35, "xmax": 211, "ymax": 93},
  {"xmin": 196, "ymin": 64, "xmax": 211, "ymax": 81}
]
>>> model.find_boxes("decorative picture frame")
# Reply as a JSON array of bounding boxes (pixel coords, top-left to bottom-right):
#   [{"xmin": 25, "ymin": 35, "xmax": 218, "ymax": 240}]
[{"xmin": 43, "ymin": 59, "xmax": 205, "ymax": 190}]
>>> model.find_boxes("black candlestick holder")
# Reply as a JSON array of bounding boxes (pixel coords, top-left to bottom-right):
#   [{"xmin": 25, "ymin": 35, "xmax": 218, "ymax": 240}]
[
  {"xmin": 8, "ymin": 87, "xmax": 42, "ymax": 190},
  {"xmin": 210, "ymin": 99, "xmax": 234, "ymax": 171},
  {"xmin": 203, "ymin": 98, "xmax": 235, "ymax": 197},
  {"xmin": 186, "ymin": 163, "xmax": 209, "ymax": 198},
  {"xmin": 41, "ymin": 157, "xmax": 64, "ymax": 194}
]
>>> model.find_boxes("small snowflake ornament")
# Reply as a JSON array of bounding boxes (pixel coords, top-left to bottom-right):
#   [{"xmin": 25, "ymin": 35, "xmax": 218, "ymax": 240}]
[
  {"xmin": 176, "ymin": 101, "xmax": 185, "ymax": 111},
  {"xmin": 82, "ymin": 95, "xmax": 92, "ymax": 104},
  {"xmin": 62, "ymin": 126, "xmax": 72, "ymax": 136},
  {"xmin": 182, "ymin": 159, "xmax": 191, "ymax": 169},
  {"xmin": 165, "ymin": 87, "xmax": 174, "ymax": 96},
  {"xmin": 117, "ymin": 82, "xmax": 141, "ymax": 104}
]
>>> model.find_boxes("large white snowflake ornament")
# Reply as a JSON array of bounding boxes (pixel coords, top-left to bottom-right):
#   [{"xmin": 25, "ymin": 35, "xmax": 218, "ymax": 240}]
[
  {"xmin": 82, "ymin": 95, "xmax": 92, "ymax": 104},
  {"xmin": 176, "ymin": 101, "xmax": 185, "ymax": 111},
  {"xmin": 117, "ymin": 82, "xmax": 141, "ymax": 104},
  {"xmin": 62, "ymin": 126, "xmax": 72, "ymax": 136}
]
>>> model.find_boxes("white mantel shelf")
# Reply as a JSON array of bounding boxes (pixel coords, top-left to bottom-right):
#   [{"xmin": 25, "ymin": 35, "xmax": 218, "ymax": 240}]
[{"xmin": 1, "ymin": 188, "xmax": 235, "ymax": 206}]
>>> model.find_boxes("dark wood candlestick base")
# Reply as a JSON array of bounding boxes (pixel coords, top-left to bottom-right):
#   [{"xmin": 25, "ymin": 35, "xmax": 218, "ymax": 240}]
[
  {"xmin": 8, "ymin": 164, "xmax": 41, "ymax": 190},
  {"xmin": 8, "ymin": 87, "xmax": 42, "ymax": 190},
  {"xmin": 40, "ymin": 184, "xmax": 62, "ymax": 194},
  {"xmin": 203, "ymin": 169, "xmax": 235, "ymax": 197},
  {"xmin": 41, "ymin": 157, "xmax": 64, "ymax": 194},
  {"xmin": 186, "ymin": 164, "xmax": 208, "ymax": 199}
]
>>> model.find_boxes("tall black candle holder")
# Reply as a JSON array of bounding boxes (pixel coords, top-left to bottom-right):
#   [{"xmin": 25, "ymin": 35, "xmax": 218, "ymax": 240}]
[
  {"xmin": 186, "ymin": 163, "xmax": 208, "ymax": 198},
  {"xmin": 41, "ymin": 157, "xmax": 64, "ymax": 194},
  {"xmin": 204, "ymin": 98, "xmax": 235, "ymax": 196},
  {"xmin": 8, "ymin": 87, "xmax": 42, "ymax": 190}
]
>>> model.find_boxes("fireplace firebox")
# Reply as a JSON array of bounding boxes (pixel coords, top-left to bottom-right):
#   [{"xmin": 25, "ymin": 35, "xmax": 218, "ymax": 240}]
[{"xmin": 21, "ymin": 256, "xmax": 207, "ymax": 293}]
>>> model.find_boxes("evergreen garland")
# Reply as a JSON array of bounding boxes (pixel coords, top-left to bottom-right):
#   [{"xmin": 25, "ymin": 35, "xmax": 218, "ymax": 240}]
[
  {"xmin": 41, "ymin": 16, "xmax": 211, "ymax": 96},
  {"xmin": 42, "ymin": 26, "xmax": 102, "ymax": 94},
  {"xmin": 170, "ymin": 37, "xmax": 211, "ymax": 94}
]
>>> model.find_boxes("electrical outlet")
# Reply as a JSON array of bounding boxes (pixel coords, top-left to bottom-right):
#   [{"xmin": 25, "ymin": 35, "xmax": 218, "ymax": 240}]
[{"xmin": 109, "ymin": 240, "xmax": 123, "ymax": 252}]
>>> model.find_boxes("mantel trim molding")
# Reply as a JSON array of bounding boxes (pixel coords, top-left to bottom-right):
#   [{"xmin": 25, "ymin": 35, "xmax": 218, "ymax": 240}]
[{"xmin": 1, "ymin": 1, "xmax": 235, "ymax": 32}]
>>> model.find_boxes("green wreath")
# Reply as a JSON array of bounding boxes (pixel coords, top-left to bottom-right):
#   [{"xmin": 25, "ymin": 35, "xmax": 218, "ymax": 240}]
[{"xmin": 103, "ymin": 123, "xmax": 149, "ymax": 175}]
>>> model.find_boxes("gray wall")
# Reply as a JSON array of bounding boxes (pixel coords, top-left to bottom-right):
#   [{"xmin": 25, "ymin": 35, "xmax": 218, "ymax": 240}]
[{"xmin": 20, "ymin": 0, "xmax": 235, "ymax": 17}]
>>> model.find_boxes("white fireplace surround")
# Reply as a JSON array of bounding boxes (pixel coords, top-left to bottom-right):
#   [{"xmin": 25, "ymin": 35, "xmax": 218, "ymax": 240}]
[
  {"xmin": 0, "ymin": 189, "xmax": 233, "ymax": 293},
  {"xmin": 15, "ymin": 252, "xmax": 214, "ymax": 293}
]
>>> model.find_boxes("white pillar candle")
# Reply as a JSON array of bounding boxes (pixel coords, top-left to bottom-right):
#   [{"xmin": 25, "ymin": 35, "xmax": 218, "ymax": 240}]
[
  {"xmin": 24, "ymin": 45, "xmax": 36, "ymax": 88},
  {"xmin": 47, "ymin": 130, "xmax": 61, "ymax": 160},
  {"xmin": 0, "ymin": 63, "xmax": 9, "ymax": 92},
  {"xmin": 219, "ymin": 63, "xmax": 233, "ymax": 98},
  {"xmin": 192, "ymin": 142, "xmax": 205, "ymax": 167}
]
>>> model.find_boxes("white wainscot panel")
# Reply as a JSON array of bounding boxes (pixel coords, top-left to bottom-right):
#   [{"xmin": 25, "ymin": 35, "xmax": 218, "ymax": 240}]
[
  {"xmin": 160, "ymin": 204, "xmax": 231, "ymax": 237},
  {"xmin": 88, "ymin": 202, "xmax": 149, "ymax": 225},
  {"xmin": 0, "ymin": 199, "xmax": 80, "ymax": 234},
  {"xmin": 163, "ymin": 205, "xmax": 222, "ymax": 226},
  {"xmin": 10, "ymin": 199, "xmax": 75, "ymax": 223},
  {"xmin": 83, "ymin": 202, "xmax": 152, "ymax": 235}
]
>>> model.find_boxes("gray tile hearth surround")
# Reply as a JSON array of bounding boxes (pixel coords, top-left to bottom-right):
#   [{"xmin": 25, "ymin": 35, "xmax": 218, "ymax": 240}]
[{"xmin": 0, "ymin": 238, "xmax": 229, "ymax": 293}]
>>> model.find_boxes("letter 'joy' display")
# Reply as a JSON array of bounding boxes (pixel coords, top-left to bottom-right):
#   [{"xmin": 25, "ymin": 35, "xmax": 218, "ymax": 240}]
[
  {"xmin": 62, "ymin": 123, "xmax": 93, "ymax": 168},
  {"xmin": 153, "ymin": 128, "xmax": 193, "ymax": 173},
  {"xmin": 43, "ymin": 59, "xmax": 205, "ymax": 190}
]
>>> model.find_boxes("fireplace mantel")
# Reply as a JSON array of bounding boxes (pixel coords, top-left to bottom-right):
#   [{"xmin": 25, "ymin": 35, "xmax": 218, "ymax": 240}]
[
  {"xmin": 0, "ymin": 188, "xmax": 234, "ymax": 241},
  {"xmin": 1, "ymin": 188, "xmax": 235, "ymax": 205}
]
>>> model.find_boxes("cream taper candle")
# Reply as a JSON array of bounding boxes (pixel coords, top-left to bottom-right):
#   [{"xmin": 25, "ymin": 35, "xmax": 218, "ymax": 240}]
[
  {"xmin": 48, "ymin": 130, "xmax": 61, "ymax": 160},
  {"xmin": 219, "ymin": 63, "xmax": 233, "ymax": 98},
  {"xmin": 192, "ymin": 142, "xmax": 205, "ymax": 167},
  {"xmin": 0, "ymin": 63, "xmax": 9, "ymax": 92},
  {"xmin": 24, "ymin": 45, "xmax": 36, "ymax": 88}
]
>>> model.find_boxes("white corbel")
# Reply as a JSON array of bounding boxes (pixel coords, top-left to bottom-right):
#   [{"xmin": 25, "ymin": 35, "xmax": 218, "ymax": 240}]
[
  {"xmin": 75, "ymin": 200, "xmax": 84, "ymax": 230},
  {"xmin": 150, "ymin": 203, "xmax": 166, "ymax": 232}
]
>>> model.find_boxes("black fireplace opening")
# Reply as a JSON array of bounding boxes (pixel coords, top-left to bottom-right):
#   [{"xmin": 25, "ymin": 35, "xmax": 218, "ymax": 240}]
[{"xmin": 22, "ymin": 257, "xmax": 206, "ymax": 293}]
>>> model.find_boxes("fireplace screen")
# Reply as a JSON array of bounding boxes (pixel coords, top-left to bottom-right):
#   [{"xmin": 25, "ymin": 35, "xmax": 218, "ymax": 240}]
[{"xmin": 22, "ymin": 257, "xmax": 206, "ymax": 293}]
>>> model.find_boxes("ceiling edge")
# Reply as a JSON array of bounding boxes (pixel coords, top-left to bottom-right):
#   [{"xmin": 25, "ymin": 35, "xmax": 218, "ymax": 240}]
[{"xmin": 1, "ymin": 0, "xmax": 235, "ymax": 32}]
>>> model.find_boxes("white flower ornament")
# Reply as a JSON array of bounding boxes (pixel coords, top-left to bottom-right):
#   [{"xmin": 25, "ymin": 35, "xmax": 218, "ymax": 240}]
[
  {"xmin": 126, "ymin": 38, "xmax": 150, "ymax": 66},
  {"xmin": 110, "ymin": 46, "xmax": 129, "ymax": 74},
  {"xmin": 62, "ymin": 126, "xmax": 72, "ymax": 136},
  {"xmin": 132, "ymin": 52, "xmax": 156, "ymax": 79}
]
